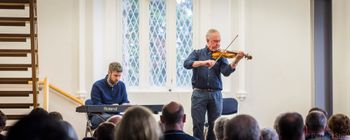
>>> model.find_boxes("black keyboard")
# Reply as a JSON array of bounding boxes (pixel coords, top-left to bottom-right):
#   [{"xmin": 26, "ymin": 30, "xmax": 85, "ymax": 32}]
[{"xmin": 76, "ymin": 104, "xmax": 163, "ymax": 113}]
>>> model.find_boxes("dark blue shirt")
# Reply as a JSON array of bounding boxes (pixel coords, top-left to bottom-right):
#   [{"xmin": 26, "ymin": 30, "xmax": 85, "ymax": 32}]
[
  {"xmin": 164, "ymin": 130, "xmax": 199, "ymax": 140},
  {"xmin": 91, "ymin": 76, "xmax": 129, "ymax": 105},
  {"xmin": 183, "ymin": 47, "xmax": 235, "ymax": 90}
]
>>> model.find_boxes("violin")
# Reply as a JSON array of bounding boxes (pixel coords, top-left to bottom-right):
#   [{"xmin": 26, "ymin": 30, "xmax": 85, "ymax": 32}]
[{"xmin": 211, "ymin": 50, "xmax": 253, "ymax": 60}]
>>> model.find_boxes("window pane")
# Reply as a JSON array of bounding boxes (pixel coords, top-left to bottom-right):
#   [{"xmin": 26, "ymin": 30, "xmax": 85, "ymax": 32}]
[
  {"xmin": 149, "ymin": 0, "xmax": 166, "ymax": 86},
  {"xmin": 176, "ymin": 0, "xmax": 193, "ymax": 87},
  {"xmin": 122, "ymin": 0, "xmax": 140, "ymax": 86}
]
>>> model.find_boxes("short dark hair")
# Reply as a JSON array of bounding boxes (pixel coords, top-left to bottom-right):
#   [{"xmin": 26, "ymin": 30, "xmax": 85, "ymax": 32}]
[
  {"xmin": 49, "ymin": 111, "xmax": 63, "ymax": 121},
  {"xmin": 306, "ymin": 111, "xmax": 327, "ymax": 132},
  {"xmin": 29, "ymin": 107, "xmax": 49, "ymax": 117},
  {"xmin": 161, "ymin": 103, "xmax": 184, "ymax": 125},
  {"xmin": 93, "ymin": 122, "xmax": 115, "ymax": 140},
  {"xmin": 0, "ymin": 110, "xmax": 6, "ymax": 130},
  {"xmin": 109, "ymin": 62, "xmax": 122, "ymax": 73},
  {"xmin": 277, "ymin": 112, "xmax": 304, "ymax": 140},
  {"xmin": 308, "ymin": 107, "xmax": 328, "ymax": 118},
  {"xmin": 224, "ymin": 114, "xmax": 260, "ymax": 140}
]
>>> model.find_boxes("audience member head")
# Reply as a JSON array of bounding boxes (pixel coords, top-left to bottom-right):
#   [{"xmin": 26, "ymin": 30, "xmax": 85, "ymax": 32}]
[
  {"xmin": 6, "ymin": 108, "xmax": 71, "ymax": 140},
  {"xmin": 224, "ymin": 114, "xmax": 260, "ymax": 140},
  {"xmin": 49, "ymin": 111, "xmax": 63, "ymax": 121},
  {"xmin": 308, "ymin": 107, "xmax": 328, "ymax": 118},
  {"xmin": 160, "ymin": 101, "xmax": 185, "ymax": 131},
  {"xmin": 273, "ymin": 113, "xmax": 282, "ymax": 132},
  {"xmin": 260, "ymin": 128, "xmax": 278, "ymax": 140},
  {"xmin": 214, "ymin": 116, "xmax": 228, "ymax": 140},
  {"xmin": 28, "ymin": 107, "xmax": 49, "ymax": 117},
  {"xmin": 116, "ymin": 106, "xmax": 162, "ymax": 140},
  {"xmin": 106, "ymin": 114, "xmax": 122, "ymax": 125},
  {"xmin": 328, "ymin": 114, "xmax": 350, "ymax": 138},
  {"xmin": 0, "ymin": 110, "xmax": 6, "ymax": 132},
  {"xmin": 93, "ymin": 122, "xmax": 115, "ymax": 140},
  {"xmin": 305, "ymin": 111, "xmax": 327, "ymax": 135},
  {"xmin": 277, "ymin": 112, "xmax": 304, "ymax": 140},
  {"xmin": 60, "ymin": 120, "xmax": 78, "ymax": 140}
]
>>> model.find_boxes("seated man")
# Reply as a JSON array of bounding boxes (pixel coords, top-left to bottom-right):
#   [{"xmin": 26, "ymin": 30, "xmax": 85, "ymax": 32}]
[
  {"xmin": 305, "ymin": 111, "xmax": 331, "ymax": 140},
  {"xmin": 224, "ymin": 114, "xmax": 260, "ymax": 140},
  {"xmin": 90, "ymin": 62, "xmax": 130, "ymax": 128},
  {"xmin": 160, "ymin": 101, "xmax": 198, "ymax": 140},
  {"xmin": 277, "ymin": 112, "xmax": 304, "ymax": 140}
]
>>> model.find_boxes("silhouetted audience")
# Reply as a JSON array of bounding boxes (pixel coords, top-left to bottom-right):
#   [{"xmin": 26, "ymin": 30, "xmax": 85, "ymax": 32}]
[
  {"xmin": 160, "ymin": 101, "xmax": 198, "ymax": 140},
  {"xmin": 6, "ymin": 108, "xmax": 73, "ymax": 140},
  {"xmin": 224, "ymin": 114, "xmax": 260, "ymax": 140},
  {"xmin": 260, "ymin": 128, "xmax": 278, "ymax": 140},
  {"xmin": 116, "ymin": 106, "xmax": 162, "ymax": 140},
  {"xmin": 9, "ymin": 102, "xmax": 350, "ymax": 140},
  {"xmin": 213, "ymin": 116, "xmax": 228, "ymax": 140},
  {"xmin": 305, "ymin": 111, "xmax": 330, "ymax": 140},
  {"xmin": 0, "ymin": 110, "xmax": 6, "ymax": 140},
  {"xmin": 328, "ymin": 114, "xmax": 350, "ymax": 140},
  {"xmin": 276, "ymin": 112, "xmax": 304, "ymax": 140}
]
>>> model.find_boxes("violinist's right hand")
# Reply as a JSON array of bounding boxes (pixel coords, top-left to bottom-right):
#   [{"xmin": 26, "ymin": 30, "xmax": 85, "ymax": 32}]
[
  {"xmin": 203, "ymin": 60, "xmax": 216, "ymax": 67},
  {"xmin": 192, "ymin": 60, "xmax": 216, "ymax": 68}
]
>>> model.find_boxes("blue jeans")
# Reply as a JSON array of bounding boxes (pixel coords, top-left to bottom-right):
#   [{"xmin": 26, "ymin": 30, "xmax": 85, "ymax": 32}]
[
  {"xmin": 191, "ymin": 90, "xmax": 222, "ymax": 140},
  {"xmin": 90, "ymin": 113, "xmax": 112, "ymax": 129}
]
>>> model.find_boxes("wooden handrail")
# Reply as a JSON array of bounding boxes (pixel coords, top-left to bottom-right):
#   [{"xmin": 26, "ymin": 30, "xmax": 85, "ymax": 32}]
[
  {"xmin": 29, "ymin": 80, "xmax": 84, "ymax": 106},
  {"xmin": 43, "ymin": 77, "xmax": 49, "ymax": 110},
  {"xmin": 49, "ymin": 84, "xmax": 84, "ymax": 105}
]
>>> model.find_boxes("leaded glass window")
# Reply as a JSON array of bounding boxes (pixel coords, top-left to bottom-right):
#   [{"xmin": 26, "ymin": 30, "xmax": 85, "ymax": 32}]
[
  {"xmin": 122, "ymin": 0, "xmax": 140, "ymax": 86},
  {"xmin": 121, "ymin": 0, "xmax": 193, "ymax": 90},
  {"xmin": 149, "ymin": 0, "xmax": 166, "ymax": 86},
  {"xmin": 176, "ymin": 0, "xmax": 193, "ymax": 87}
]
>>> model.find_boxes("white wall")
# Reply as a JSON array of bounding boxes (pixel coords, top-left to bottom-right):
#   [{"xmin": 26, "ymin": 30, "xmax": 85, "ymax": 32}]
[
  {"xmin": 242, "ymin": 0, "xmax": 312, "ymax": 127},
  {"xmin": 36, "ymin": 0, "xmax": 86, "ymax": 138},
  {"xmin": 333, "ymin": 0, "xmax": 350, "ymax": 114},
  {"xmin": 3, "ymin": 0, "xmax": 350, "ymax": 139},
  {"xmin": 37, "ymin": 0, "xmax": 79, "ymax": 94}
]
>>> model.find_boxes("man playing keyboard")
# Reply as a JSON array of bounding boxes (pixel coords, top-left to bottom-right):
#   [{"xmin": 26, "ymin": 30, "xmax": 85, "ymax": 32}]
[{"xmin": 90, "ymin": 62, "xmax": 130, "ymax": 128}]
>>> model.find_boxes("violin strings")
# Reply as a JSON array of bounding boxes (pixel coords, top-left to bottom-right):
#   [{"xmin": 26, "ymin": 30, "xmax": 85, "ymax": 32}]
[{"xmin": 210, "ymin": 34, "xmax": 239, "ymax": 69}]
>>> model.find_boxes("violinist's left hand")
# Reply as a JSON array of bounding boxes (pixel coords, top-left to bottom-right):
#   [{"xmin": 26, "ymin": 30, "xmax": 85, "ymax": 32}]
[
  {"xmin": 231, "ymin": 51, "xmax": 244, "ymax": 69},
  {"xmin": 236, "ymin": 51, "xmax": 244, "ymax": 60}
]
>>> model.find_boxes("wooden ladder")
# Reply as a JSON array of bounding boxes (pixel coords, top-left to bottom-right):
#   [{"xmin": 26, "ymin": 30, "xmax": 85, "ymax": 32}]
[{"xmin": 0, "ymin": 0, "xmax": 39, "ymax": 127}]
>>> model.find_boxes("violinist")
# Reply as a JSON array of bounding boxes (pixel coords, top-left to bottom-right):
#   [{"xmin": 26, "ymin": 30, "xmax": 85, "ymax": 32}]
[{"xmin": 183, "ymin": 29, "xmax": 244, "ymax": 140}]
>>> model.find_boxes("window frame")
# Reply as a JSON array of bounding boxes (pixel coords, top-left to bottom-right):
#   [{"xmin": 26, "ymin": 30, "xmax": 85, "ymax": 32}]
[{"xmin": 116, "ymin": 0, "xmax": 196, "ymax": 92}]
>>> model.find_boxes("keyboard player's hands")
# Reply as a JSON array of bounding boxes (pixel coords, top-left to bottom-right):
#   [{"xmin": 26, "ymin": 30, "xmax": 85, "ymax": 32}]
[
  {"xmin": 121, "ymin": 103, "xmax": 130, "ymax": 105},
  {"xmin": 111, "ymin": 103, "xmax": 131, "ymax": 105}
]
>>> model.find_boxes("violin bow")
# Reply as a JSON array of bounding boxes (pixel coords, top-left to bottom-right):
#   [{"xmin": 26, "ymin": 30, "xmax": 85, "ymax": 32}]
[{"xmin": 209, "ymin": 34, "xmax": 239, "ymax": 69}]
